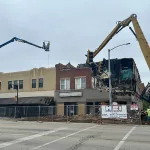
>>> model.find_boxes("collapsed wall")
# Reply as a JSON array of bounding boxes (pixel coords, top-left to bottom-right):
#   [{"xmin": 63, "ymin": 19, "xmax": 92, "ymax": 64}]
[
  {"xmin": 78, "ymin": 58, "xmax": 142, "ymax": 96},
  {"xmin": 99, "ymin": 58, "xmax": 140, "ymax": 91}
]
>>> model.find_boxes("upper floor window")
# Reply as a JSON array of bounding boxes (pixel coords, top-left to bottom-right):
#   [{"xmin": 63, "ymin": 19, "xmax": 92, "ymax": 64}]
[
  {"xmin": 19, "ymin": 80, "xmax": 23, "ymax": 89},
  {"xmin": 75, "ymin": 77, "xmax": 86, "ymax": 89},
  {"xmin": 14, "ymin": 80, "xmax": 18, "ymax": 89},
  {"xmin": 32, "ymin": 79, "xmax": 36, "ymax": 88},
  {"xmin": 60, "ymin": 78, "xmax": 70, "ymax": 90},
  {"xmin": 39, "ymin": 78, "xmax": 43, "ymax": 88},
  {"xmin": 14, "ymin": 80, "xmax": 18, "ymax": 86},
  {"xmin": 8, "ymin": 81, "xmax": 12, "ymax": 90}
]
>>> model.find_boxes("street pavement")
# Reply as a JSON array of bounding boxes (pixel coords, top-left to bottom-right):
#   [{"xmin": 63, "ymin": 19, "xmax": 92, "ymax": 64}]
[{"xmin": 0, "ymin": 120, "xmax": 148, "ymax": 150}]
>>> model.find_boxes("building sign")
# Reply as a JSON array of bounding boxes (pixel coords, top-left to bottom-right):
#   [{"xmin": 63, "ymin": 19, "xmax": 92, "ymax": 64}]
[
  {"xmin": 130, "ymin": 104, "xmax": 138, "ymax": 110},
  {"xmin": 59, "ymin": 92, "xmax": 82, "ymax": 97},
  {"xmin": 101, "ymin": 105, "xmax": 127, "ymax": 119}
]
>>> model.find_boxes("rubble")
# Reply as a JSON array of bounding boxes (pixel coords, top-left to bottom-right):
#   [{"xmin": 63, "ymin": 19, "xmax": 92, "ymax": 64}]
[{"xmin": 19, "ymin": 115, "xmax": 140, "ymax": 125}]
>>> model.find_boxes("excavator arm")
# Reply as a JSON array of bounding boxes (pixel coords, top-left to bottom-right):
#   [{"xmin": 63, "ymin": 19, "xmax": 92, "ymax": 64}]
[
  {"xmin": 92, "ymin": 15, "xmax": 132, "ymax": 57},
  {"xmin": 0, "ymin": 37, "xmax": 50, "ymax": 51},
  {"xmin": 86, "ymin": 14, "xmax": 150, "ymax": 70},
  {"xmin": 131, "ymin": 16, "xmax": 150, "ymax": 69}
]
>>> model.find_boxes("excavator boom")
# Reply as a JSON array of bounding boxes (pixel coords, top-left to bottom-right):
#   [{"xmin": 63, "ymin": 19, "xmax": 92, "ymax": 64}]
[
  {"xmin": 86, "ymin": 14, "xmax": 150, "ymax": 70},
  {"xmin": 131, "ymin": 16, "xmax": 150, "ymax": 69},
  {"xmin": 93, "ymin": 14, "xmax": 132, "ymax": 57}
]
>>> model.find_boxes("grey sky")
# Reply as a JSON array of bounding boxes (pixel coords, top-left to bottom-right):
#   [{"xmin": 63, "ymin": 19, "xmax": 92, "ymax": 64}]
[{"xmin": 0, "ymin": 0, "xmax": 150, "ymax": 85}]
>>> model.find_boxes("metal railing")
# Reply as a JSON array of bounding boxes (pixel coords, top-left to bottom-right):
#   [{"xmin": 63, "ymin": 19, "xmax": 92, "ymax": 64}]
[{"xmin": 0, "ymin": 104, "xmax": 142, "ymax": 124}]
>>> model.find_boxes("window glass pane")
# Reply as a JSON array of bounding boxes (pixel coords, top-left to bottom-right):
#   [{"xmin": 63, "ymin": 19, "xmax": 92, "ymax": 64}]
[
  {"xmin": 32, "ymin": 79, "xmax": 36, "ymax": 88},
  {"xmin": 39, "ymin": 78, "xmax": 43, "ymax": 83},
  {"xmin": 60, "ymin": 79, "xmax": 70, "ymax": 90},
  {"xmin": 19, "ymin": 80, "xmax": 23, "ymax": 89},
  {"xmin": 60, "ymin": 79, "xmax": 65, "ymax": 90},
  {"xmin": 39, "ymin": 78, "xmax": 43, "ymax": 88},
  {"xmin": 60, "ymin": 85, "xmax": 65, "ymax": 90},
  {"xmin": 81, "ymin": 77, "xmax": 86, "ymax": 89},
  {"xmin": 14, "ymin": 80, "xmax": 18, "ymax": 85},
  {"xmin": 75, "ymin": 78, "xmax": 81, "ymax": 89},
  {"xmin": 32, "ymin": 79, "xmax": 36, "ymax": 83},
  {"xmin": 8, "ymin": 81, "xmax": 12, "ymax": 89},
  {"xmin": 66, "ymin": 79, "xmax": 70, "ymax": 90},
  {"xmin": 60, "ymin": 79, "xmax": 65, "ymax": 85},
  {"xmin": 19, "ymin": 80, "xmax": 23, "ymax": 84}
]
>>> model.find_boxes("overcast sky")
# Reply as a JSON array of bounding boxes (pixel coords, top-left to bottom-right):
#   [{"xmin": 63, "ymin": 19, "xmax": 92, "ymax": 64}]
[{"xmin": 0, "ymin": 0, "xmax": 149, "ymax": 85}]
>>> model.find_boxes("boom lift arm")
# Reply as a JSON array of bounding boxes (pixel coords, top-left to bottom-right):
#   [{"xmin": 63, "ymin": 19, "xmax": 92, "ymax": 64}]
[
  {"xmin": 0, "ymin": 37, "xmax": 50, "ymax": 51},
  {"xmin": 86, "ymin": 14, "xmax": 150, "ymax": 70}
]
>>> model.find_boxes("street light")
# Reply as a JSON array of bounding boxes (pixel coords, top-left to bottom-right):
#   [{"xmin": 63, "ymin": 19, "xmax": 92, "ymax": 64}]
[{"xmin": 108, "ymin": 43, "xmax": 131, "ymax": 107}]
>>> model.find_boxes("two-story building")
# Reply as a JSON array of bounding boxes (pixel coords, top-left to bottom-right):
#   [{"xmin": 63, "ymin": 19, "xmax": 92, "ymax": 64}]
[
  {"xmin": 0, "ymin": 67, "xmax": 56, "ymax": 105},
  {"xmin": 55, "ymin": 63, "xmax": 109, "ymax": 116}
]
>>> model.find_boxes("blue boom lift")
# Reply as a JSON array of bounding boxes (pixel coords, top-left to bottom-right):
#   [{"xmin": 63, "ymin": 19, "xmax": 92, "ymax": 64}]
[{"xmin": 0, "ymin": 37, "xmax": 50, "ymax": 51}]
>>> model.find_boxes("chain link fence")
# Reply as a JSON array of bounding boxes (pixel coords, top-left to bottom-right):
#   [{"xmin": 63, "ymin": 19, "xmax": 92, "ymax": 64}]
[{"xmin": 0, "ymin": 104, "xmax": 143, "ymax": 124}]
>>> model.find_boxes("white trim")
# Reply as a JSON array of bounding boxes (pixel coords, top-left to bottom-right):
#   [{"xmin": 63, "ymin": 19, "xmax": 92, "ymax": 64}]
[
  {"xmin": 75, "ymin": 77, "xmax": 86, "ymax": 89},
  {"xmin": 60, "ymin": 78, "xmax": 70, "ymax": 90},
  {"xmin": 74, "ymin": 76, "xmax": 86, "ymax": 78},
  {"xmin": 0, "ymin": 90, "xmax": 54, "ymax": 98}
]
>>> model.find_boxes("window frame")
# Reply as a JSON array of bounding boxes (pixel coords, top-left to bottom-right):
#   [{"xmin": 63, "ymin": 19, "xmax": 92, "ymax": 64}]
[
  {"xmin": 14, "ymin": 80, "xmax": 18, "ymax": 86},
  {"xmin": 8, "ymin": 81, "xmax": 12, "ymax": 90},
  {"xmin": 75, "ymin": 76, "xmax": 86, "ymax": 89},
  {"xmin": 19, "ymin": 80, "xmax": 23, "ymax": 89},
  {"xmin": 38, "ymin": 78, "xmax": 43, "ymax": 88},
  {"xmin": 32, "ymin": 79, "xmax": 36, "ymax": 88},
  {"xmin": 60, "ymin": 78, "xmax": 70, "ymax": 90}
]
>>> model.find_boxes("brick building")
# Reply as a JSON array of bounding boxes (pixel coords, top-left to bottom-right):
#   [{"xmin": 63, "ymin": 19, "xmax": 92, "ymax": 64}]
[{"xmin": 55, "ymin": 63, "xmax": 109, "ymax": 116}]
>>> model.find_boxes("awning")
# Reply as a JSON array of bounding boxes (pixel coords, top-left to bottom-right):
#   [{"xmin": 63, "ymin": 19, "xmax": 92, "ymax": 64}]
[{"xmin": 0, "ymin": 96, "xmax": 54, "ymax": 105}]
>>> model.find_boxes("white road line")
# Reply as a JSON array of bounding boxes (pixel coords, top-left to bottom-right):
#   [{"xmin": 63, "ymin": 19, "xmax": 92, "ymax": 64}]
[
  {"xmin": 0, "ymin": 127, "xmax": 67, "ymax": 149},
  {"xmin": 3, "ymin": 134, "xmax": 24, "ymax": 136},
  {"xmin": 113, "ymin": 126, "xmax": 136, "ymax": 150},
  {"xmin": 32, "ymin": 125, "xmax": 99, "ymax": 150}
]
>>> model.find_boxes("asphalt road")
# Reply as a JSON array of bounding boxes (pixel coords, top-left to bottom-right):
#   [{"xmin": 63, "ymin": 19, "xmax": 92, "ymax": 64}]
[{"xmin": 0, "ymin": 120, "xmax": 149, "ymax": 150}]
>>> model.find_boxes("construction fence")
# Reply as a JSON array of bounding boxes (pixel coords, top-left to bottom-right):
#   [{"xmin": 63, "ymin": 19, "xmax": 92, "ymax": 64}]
[{"xmin": 0, "ymin": 104, "xmax": 142, "ymax": 124}]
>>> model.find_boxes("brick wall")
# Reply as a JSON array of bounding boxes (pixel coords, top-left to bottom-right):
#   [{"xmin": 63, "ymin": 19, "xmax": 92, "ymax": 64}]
[{"xmin": 55, "ymin": 63, "xmax": 92, "ymax": 90}]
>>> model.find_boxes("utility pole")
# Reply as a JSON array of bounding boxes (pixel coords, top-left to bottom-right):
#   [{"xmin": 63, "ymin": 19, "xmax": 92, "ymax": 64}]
[
  {"xmin": 16, "ymin": 85, "xmax": 19, "ymax": 105},
  {"xmin": 108, "ymin": 43, "xmax": 130, "ymax": 107},
  {"xmin": 108, "ymin": 49, "xmax": 112, "ymax": 107}
]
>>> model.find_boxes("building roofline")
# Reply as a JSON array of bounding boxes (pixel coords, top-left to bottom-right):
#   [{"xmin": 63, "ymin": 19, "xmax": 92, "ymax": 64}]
[{"xmin": 0, "ymin": 67, "xmax": 55, "ymax": 75}]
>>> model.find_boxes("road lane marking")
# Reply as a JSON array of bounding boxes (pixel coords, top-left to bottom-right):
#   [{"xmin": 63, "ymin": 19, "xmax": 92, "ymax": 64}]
[
  {"xmin": 32, "ymin": 125, "xmax": 99, "ymax": 150},
  {"xmin": 0, "ymin": 127, "xmax": 67, "ymax": 149},
  {"xmin": 113, "ymin": 126, "xmax": 136, "ymax": 150}
]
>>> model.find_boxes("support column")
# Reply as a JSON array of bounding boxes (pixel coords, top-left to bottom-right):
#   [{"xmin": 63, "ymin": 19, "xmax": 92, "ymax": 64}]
[
  {"xmin": 78, "ymin": 103, "xmax": 85, "ymax": 115},
  {"xmin": 57, "ymin": 103, "xmax": 64, "ymax": 116}
]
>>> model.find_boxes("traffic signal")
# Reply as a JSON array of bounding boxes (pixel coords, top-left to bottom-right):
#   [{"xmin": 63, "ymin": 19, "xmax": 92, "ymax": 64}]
[
  {"xmin": 99, "ymin": 61, "xmax": 104, "ymax": 73},
  {"xmin": 43, "ymin": 41, "xmax": 50, "ymax": 51},
  {"xmin": 86, "ymin": 51, "xmax": 94, "ymax": 64}
]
